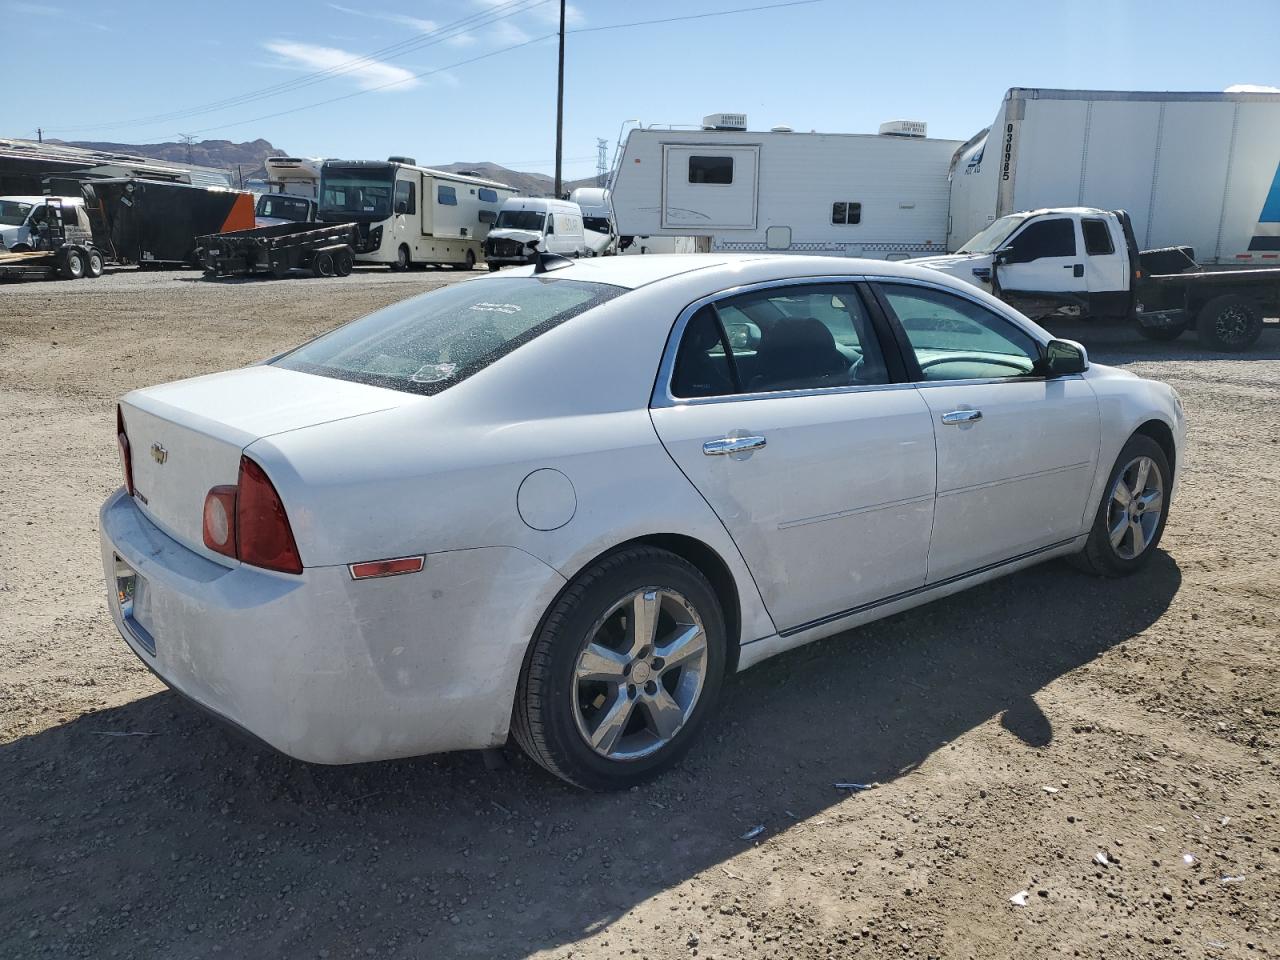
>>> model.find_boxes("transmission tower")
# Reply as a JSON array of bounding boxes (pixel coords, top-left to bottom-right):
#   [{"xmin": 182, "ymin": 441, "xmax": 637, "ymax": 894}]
[
  {"xmin": 596, "ymin": 138, "xmax": 608, "ymax": 187},
  {"xmin": 178, "ymin": 133, "xmax": 196, "ymax": 164}
]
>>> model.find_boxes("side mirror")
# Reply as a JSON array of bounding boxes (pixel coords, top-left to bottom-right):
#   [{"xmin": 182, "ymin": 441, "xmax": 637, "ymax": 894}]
[
  {"xmin": 1039, "ymin": 338, "xmax": 1088, "ymax": 377},
  {"xmin": 994, "ymin": 245, "xmax": 1017, "ymax": 265}
]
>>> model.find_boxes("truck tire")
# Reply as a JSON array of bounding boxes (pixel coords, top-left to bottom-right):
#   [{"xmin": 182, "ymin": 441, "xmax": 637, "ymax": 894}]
[
  {"xmin": 1196, "ymin": 294, "xmax": 1263, "ymax": 351},
  {"xmin": 391, "ymin": 244, "xmax": 410, "ymax": 271},
  {"xmin": 1137, "ymin": 324, "xmax": 1184, "ymax": 342},
  {"xmin": 59, "ymin": 248, "xmax": 86, "ymax": 280},
  {"xmin": 311, "ymin": 251, "xmax": 335, "ymax": 278},
  {"xmin": 334, "ymin": 247, "xmax": 353, "ymax": 277},
  {"xmin": 84, "ymin": 248, "xmax": 104, "ymax": 279},
  {"xmin": 451, "ymin": 250, "xmax": 476, "ymax": 272},
  {"xmin": 488, "ymin": 262, "xmax": 502, "ymax": 273}
]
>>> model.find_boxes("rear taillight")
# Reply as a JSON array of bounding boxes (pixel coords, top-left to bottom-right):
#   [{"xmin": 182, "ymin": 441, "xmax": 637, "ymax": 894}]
[
  {"xmin": 200, "ymin": 457, "xmax": 303, "ymax": 574},
  {"xmin": 202, "ymin": 485, "xmax": 238, "ymax": 559},
  {"xmin": 116, "ymin": 405, "xmax": 134, "ymax": 496}
]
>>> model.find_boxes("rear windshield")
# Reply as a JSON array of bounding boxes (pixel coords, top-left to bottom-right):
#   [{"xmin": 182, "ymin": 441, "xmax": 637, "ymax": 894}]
[{"xmin": 273, "ymin": 277, "xmax": 624, "ymax": 395}]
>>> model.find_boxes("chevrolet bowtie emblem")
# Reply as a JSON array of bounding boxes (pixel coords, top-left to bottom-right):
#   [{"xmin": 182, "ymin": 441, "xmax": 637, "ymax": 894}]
[{"xmin": 150, "ymin": 443, "xmax": 168, "ymax": 465}]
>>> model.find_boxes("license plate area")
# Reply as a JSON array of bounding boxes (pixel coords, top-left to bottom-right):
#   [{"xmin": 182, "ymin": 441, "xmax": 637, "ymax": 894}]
[{"xmin": 114, "ymin": 555, "xmax": 156, "ymax": 655}]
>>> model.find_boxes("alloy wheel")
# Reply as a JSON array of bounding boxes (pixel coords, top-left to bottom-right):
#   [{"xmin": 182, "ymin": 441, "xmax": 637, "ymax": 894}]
[
  {"xmin": 572, "ymin": 588, "xmax": 708, "ymax": 761},
  {"xmin": 1107, "ymin": 455, "xmax": 1164, "ymax": 560}
]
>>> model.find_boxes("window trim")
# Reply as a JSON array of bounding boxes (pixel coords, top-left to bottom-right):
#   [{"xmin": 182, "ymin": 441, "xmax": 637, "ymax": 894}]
[
  {"xmin": 864, "ymin": 276, "xmax": 1078, "ymax": 387},
  {"xmin": 652, "ymin": 276, "xmax": 913, "ymax": 409}
]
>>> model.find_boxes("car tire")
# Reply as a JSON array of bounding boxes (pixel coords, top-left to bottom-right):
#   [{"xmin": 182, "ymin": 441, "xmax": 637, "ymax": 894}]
[
  {"xmin": 84, "ymin": 248, "xmax": 105, "ymax": 278},
  {"xmin": 1070, "ymin": 434, "xmax": 1171, "ymax": 577},
  {"xmin": 391, "ymin": 244, "xmax": 410, "ymax": 271},
  {"xmin": 511, "ymin": 546, "xmax": 727, "ymax": 791},
  {"xmin": 59, "ymin": 247, "xmax": 85, "ymax": 280},
  {"xmin": 1196, "ymin": 294, "xmax": 1262, "ymax": 352},
  {"xmin": 1137, "ymin": 323, "xmax": 1184, "ymax": 342}
]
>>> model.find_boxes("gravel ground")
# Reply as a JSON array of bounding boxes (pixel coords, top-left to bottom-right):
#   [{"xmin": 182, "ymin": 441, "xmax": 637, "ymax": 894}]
[{"xmin": 1, "ymin": 266, "xmax": 1277, "ymax": 960}]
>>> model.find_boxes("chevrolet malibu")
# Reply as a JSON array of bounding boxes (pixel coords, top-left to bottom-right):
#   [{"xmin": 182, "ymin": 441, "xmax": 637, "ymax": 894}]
[{"xmin": 101, "ymin": 254, "xmax": 1185, "ymax": 790}]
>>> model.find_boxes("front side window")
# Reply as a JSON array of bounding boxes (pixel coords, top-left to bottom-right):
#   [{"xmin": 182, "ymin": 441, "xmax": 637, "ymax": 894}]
[
  {"xmin": 274, "ymin": 278, "xmax": 624, "ymax": 396},
  {"xmin": 688, "ymin": 156, "xmax": 733, "ymax": 184},
  {"xmin": 671, "ymin": 284, "xmax": 889, "ymax": 398},
  {"xmin": 394, "ymin": 180, "xmax": 416, "ymax": 215},
  {"xmin": 437, "ymin": 185, "xmax": 458, "ymax": 206},
  {"xmin": 876, "ymin": 283, "xmax": 1040, "ymax": 381},
  {"xmin": 1081, "ymin": 218, "xmax": 1115, "ymax": 255},
  {"xmin": 1009, "ymin": 218, "xmax": 1076, "ymax": 260},
  {"xmin": 0, "ymin": 200, "xmax": 33, "ymax": 227},
  {"xmin": 831, "ymin": 201, "xmax": 862, "ymax": 225}
]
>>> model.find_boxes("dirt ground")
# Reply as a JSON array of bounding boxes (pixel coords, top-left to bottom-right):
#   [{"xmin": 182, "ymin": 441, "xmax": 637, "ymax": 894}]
[{"xmin": 1, "ymin": 266, "xmax": 1277, "ymax": 960}]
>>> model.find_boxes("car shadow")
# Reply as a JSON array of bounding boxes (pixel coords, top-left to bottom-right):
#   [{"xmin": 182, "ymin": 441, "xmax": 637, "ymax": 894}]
[
  {"xmin": 0, "ymin": 553, "xmax": 1181, "ymax": 958},
  {"xmin": 1043, "ymin": 318, "xmax": 1280, "ymax": 364}
]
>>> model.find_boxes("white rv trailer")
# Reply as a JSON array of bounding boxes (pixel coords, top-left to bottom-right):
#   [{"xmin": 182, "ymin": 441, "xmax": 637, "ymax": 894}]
[
  {"xmin": 264, "ymin": 156, "xmax": 324, "ymax": 199},
  {"xmin": 609, "ymin": 114, "xmax": 963, "ymax": 259},
  {"xmin": 318, "ymin": 158, "xmax": 517, "ymax": 270},
  {"xmin": 949, "ymin": 87, "xmax": 1280, "ymax": 264}
]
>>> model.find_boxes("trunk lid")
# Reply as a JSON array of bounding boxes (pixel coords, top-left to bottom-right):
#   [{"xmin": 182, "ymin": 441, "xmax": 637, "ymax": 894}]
[{"xmin": 120, "ymin": 365, "xmax": 411, "ymax": 561}]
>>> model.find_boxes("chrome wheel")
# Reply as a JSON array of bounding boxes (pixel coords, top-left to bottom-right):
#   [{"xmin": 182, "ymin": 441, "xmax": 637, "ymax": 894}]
[
  {"xmin": 573, "ymin": 588, "xmax": 708, "ymax": 761},
  {"xmin": 1107, "ymin": 455, "xmax": 1164, "ymax": 560}
]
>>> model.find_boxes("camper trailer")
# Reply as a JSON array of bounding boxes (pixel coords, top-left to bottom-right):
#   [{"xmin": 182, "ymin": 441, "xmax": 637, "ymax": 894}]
[
  {"xmin": 609, "ymin": 114, "xmax": 963, "ymax": 259},
  {"xmin": 318, "ymin": 158, "xmax": 516, "ymax": 270},
  {"xmin": 949, "ymin": 88, "xmax": 1280, "ymax": 264}
]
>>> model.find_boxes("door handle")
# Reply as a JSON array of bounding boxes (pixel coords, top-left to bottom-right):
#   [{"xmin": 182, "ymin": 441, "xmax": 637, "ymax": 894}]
[
  {"xmin": 703, "ymin": 435, "xmax": 767, "ymax": 456},
  {"xmin": 1065, "ymin": 263, "xmax": 1084, "ymax": 277},
  {"xmin": 940, "ymin": 410, "xmax": 982, "ymax": 425}
]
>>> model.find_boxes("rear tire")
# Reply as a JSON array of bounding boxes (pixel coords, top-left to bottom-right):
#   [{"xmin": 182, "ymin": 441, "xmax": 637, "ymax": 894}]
[
  {"xmin": 84, "ymin": 248, "xmax": 104, "ymax": 278},
  {"xmin": 391, "ymin": 244, "xmax": 410, "ymax": 271},
  {"xmin": 511, "ymin": 546, "xmax": 727, "ymax": 791},
  {"xmin": 311, "ymin": 251, "xmax": 335, "ymax": 278},
  {"xmin": 1137, "ymin": 323, "xmax": 1184, "ymax": 342},
  {"xmin": 1070, "ymin": 434, "xmax": 1171, "ymax": 577},
  {"xmin": 1196, "ymin": 294, "xmax": 1262, "ymax": 351},
  {"xmin": 59, "ymin": 248, "xmax": 85, "ymax": 280},
  {"xmin": 452, "ymin": 249, "xmax": 476, "ymax": 272},
  {"xmin": 333, "ymin": 247, "xmax": 353, "ymax": 277}
]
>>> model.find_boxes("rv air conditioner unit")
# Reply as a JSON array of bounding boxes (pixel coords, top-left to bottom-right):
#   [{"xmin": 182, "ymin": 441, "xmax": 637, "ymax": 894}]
[
  {"xmin": 702, "ymin": 113, "xmax": 748, "ymax": 131},
  {"xmin": 878, "ymin": 120, "xmax": 927, "ymax": 138},
  {"xmin": 388, "ymin": 155, "xmax": 417, "ymax": 165}
]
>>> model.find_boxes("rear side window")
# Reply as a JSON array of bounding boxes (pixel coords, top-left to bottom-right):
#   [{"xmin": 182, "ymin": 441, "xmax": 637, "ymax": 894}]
[
  {"xmin": 275, "ymin": 278, "xmax": 624, "ymax": 396},
  {"xmin": 478, "ymin": 188, "xmax": 498, "ymax": 203},
  {"xmin": 1010, "ymin": 218, "xmax": 1076, "ymax": 259},
  {"xmin": 1081, "ymin": 218, "xmax": 1114, "ymax": 255},
  {"xmin": 670, "ymin": 284, "xmax": 888, "ymax": 398},
  {"xmin": 688, "ymin": 156, "xmax": 733, "ymax": 184},
  {"xmin": 437, "ymin": 185, "xmax": 457, "ymax": 206}
]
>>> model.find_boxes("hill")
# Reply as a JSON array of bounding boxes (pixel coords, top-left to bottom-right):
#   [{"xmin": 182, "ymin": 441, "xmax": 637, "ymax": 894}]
[
  {"xmin": 430, "ymin": 161, "xmax": 602, "ymax": 197},
  {"xmin": 51, "ymin": 138, "xmax": 284, "ymax": 182}
]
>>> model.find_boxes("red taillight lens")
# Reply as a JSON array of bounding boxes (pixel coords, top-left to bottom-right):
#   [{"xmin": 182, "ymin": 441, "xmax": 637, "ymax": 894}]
[
  {"xmin": 235, "ymin": 457, "xmax": 303, "ymax": 574},
  {"xmin": 202, "ymin": 485, "xmax": 238, "ymax": 558},
  {"xmin": 116, "ymin": 405, "xmax": 134, "ymax": 496}
]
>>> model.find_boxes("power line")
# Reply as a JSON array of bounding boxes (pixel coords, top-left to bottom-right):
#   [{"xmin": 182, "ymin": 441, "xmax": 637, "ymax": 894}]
[
  {"xmin": 570, "ymin": 0, "xmax": 823, "ymax": 35},
  {"xmin": 44, "ymin": 0, "xmax": 550, "ymax": 134}
]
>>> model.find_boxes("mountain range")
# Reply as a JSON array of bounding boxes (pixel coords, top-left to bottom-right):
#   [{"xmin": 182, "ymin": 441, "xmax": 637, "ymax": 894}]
[{"xmin": 54, "ymin": 138, "xmax": 602, "ymax": 195}]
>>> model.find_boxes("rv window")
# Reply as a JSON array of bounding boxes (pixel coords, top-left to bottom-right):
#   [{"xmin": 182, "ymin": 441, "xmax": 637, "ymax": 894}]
[
  {"xmin": 831, "ymin": 202, "xmax": 862, "ymax": 225},
  {"xmin": 478, "ymin": 188, "xmax": 498, "ymax": 203},
  {"xmin": 1081, "ymin": 218, "xmax": 1114, "ymax": 256},
  {"xmin": 478, "ymin": 210, "xmax": 497, "ymax": 225},
  {"xmin": 688, "ymin": 156, "xmax": 733, "ymax": 185},
  {"xmin": 394, "ymin": 180, "xmax": 416, "ymax": 215},
  {"xmin": 1010, "ymin": 218, "xmax": 1075, "ymax": 260},
  {"xmin": 438, "ymin": 186, "xmax": 458, "ymax": 206}
]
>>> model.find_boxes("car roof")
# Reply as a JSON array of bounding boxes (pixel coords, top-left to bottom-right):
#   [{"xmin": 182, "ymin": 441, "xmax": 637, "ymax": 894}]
[{"xmin": 490, "ymin": 253, "xmax": 972, "ymax": 291}]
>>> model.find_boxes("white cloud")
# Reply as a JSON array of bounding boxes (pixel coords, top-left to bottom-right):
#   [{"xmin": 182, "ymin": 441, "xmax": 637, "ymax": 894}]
[
  {"xmin": 1225, "ymin": 83, "xmax": 1280, "ymax": 93},
  {"xmin": 490, "ymin": 19, "xmax": 532, "ymax": 45},
  {"xmin": 327, "ymin": 3, "xmax": 438, "ymax": 33},
  {"xmin": 263, "ymin": 41, "xmax": 419, "ymax": 92}
]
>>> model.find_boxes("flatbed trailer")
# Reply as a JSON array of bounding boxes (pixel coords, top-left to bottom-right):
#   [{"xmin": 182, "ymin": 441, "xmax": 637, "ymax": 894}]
[
  {"xmin": 195, "ymin": 221, "xmax": 358, "ymax": 279},
  {"xmin": 0, "ymin": 199, "xmax": 104, "ymax": 282}
]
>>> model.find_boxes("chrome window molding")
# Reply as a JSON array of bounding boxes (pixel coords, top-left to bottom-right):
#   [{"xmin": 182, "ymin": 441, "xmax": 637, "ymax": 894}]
[{"xmin": 649, "ymin": 273, "xmax": 1067, "ymax": 410}]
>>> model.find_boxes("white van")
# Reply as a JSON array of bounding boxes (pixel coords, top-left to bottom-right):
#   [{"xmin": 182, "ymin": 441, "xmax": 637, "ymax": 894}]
[
  {"xmin": 0, "ymin": 196, "xmax": 93, "ymax": 251},
  {"xmin": 482, "ymin": 197, "xmax": 588, "ymax": 270}
]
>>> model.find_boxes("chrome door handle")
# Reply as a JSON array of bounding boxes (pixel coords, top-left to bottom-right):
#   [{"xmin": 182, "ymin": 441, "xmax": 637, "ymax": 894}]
[
  {"xmin": 703, "ymin": 435, "xmax": 767, "ymax": 456},
  {"xmin": 941, "ymin": 409, "xmax": 982, "ymax": 425}
]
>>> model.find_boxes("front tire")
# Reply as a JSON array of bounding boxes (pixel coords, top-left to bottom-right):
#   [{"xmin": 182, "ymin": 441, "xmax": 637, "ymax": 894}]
[
  {"xmin": 1071, "ymin": 434, "xmax": 1171, "ymax": 577},
  {"xmin": 512, "ymin": 546, "xmax": 727, "ymax": 790},
  {"xmin": 1196, "ymin": 294, "xmax": 1262, "ymax": 351},
  {"xmin": 391, "ymin": 244, "xmax": 410, "ymax": 271}
]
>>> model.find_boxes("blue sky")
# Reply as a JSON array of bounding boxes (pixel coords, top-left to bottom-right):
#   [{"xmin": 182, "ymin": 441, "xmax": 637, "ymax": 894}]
[{"xmin": 4, "ymin": 0, "xmax": 1277, "ymax": 180}]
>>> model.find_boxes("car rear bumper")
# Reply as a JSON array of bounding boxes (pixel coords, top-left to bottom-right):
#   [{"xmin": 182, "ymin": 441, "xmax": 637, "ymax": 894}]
[{"xmin": 99, "ymin": 488, "xmax": 566, "ymax": 763}]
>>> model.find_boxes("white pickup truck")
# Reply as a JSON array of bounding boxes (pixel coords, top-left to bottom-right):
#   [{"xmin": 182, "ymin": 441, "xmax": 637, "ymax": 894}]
[{"xmin": 911, "ymin": 207, "xmax": 1278, "ymax": 351}]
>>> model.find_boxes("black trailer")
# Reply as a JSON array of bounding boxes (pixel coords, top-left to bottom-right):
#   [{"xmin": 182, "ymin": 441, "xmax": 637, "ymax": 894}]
[{"xmin": 195, "ymin": 221, "xmax": 358, "ymax": 279}]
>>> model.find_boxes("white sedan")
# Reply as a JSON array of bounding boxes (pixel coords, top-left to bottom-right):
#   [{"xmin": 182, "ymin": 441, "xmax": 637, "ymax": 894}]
[{"xmin": 101, "ymin": 254, "xmax": 1185, "ymax": 789}]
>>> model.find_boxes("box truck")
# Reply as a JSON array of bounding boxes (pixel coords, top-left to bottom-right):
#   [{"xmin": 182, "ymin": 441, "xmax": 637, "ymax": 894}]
[{"xmin": 948, "ymin": 88, "xmax": 1280, "ymax": 265}]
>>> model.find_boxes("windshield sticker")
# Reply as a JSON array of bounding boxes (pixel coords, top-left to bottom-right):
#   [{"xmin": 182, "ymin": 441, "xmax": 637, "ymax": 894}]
[{"xmin": 469, "ymin": 302, "xmax": 522, "ymax": 315}]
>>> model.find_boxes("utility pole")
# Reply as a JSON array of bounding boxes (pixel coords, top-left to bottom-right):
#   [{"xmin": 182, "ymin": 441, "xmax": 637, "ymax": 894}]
[
  {"xmin": 37, "ymin": 127, "xmax": 43, "ymax": 143},
  {"xmin": 553, "ymin": 0, "xmax": 565, "ymax": 198},
  {"xmin": 596, "ymin": 138, "xmax": 608, "ymax": 187}
]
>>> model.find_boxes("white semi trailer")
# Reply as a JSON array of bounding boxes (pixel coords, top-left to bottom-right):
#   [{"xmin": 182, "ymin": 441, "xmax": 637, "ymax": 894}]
[{"xmin": 949, "ymin": 87, "xmax": 1280, "ymax": 265}]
